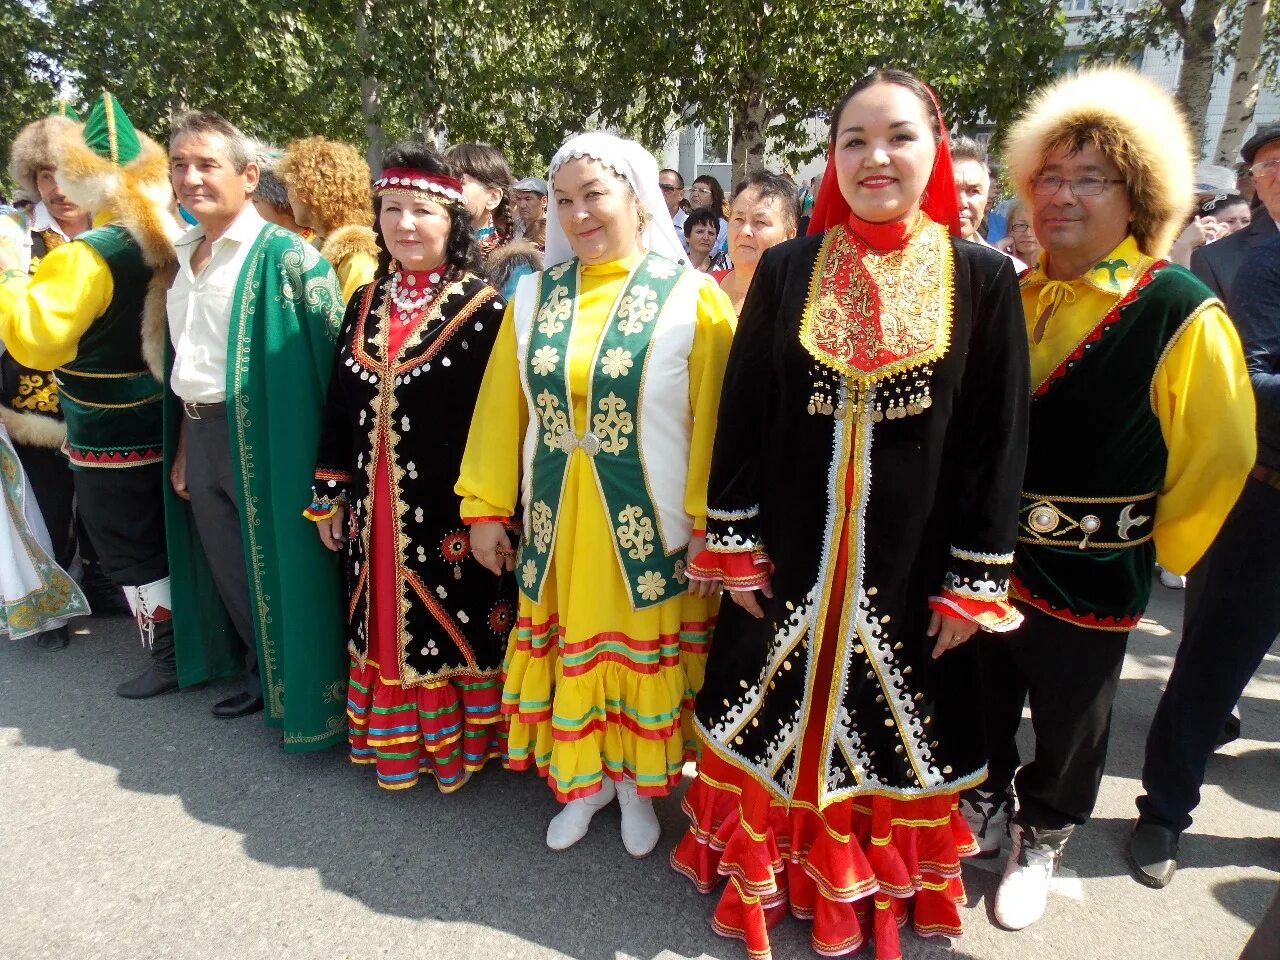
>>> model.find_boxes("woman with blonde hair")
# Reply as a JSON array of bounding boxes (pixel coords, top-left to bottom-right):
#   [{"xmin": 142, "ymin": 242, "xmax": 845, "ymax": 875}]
[{"xmin": 278, "ymin": 137, "xmax": 378, "ymax": 302}]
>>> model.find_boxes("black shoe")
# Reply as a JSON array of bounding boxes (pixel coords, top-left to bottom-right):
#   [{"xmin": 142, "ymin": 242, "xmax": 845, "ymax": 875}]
[
  {"xmin": 212, "ymin": 692, "xmax": 264, "ymax": 718},
  {"xmin": 1215, "ymin": 705, "xmax": 1242, "ymax": 748},
  {"xmin": 116, "ymin": 665, "xmax": 179, "ymax": 699},
  {"xmin": 35, "ymin": 626, "xmax": 70, "ymax": 650},
  {"xmin": 1129, "ymin": 821, "xmax": 1180, "ymax": 889}
]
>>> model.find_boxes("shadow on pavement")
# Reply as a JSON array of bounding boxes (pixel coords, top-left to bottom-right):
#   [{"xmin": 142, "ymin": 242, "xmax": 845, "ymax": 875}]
[{"xmin": 1215, "ymin": 876, "xmax": 1280, "ymax": 927}]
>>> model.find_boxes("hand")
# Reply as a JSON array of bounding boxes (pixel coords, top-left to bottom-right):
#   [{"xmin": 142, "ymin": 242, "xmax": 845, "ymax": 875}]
[
  {"xmin": 685, "ymin": 536, "xmax": 721, "ymax": 598},
  {"xmin": 470, "ymin": 521, "xmax": 516, "ymax": 575},
  {"xmin": 169, "ymin": 429, "xmax": 190, "ymax": 501},
  {"xmin": 927, "ymin": 610, "xmax": 979, "ymax": 659},
  {"xmin": 317, "ymin": 505, "xmax": 347, "ymax": 551},
  {"xmin": 730, "ymin": 578, "xmax": 774, "ymax": 619}
]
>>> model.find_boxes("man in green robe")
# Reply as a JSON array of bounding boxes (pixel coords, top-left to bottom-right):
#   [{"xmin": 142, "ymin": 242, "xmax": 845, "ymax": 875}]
[{"xmin": 162, "ymin": 110, "xmax": 346, "ymax": 751}]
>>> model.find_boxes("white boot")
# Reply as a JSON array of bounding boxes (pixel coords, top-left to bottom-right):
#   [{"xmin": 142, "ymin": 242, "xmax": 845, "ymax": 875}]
[
  {"xmin": 616, "ymin": 777, "xmax": 661, "ymax": 858},
  {"xmin": 959, "ymin": 788, "xmax": 1012, "ymax": 858},
  {"xmin": 546, "ymin": 777, "xmax": 617, "ymax": 851},
  {"xmin": 994, "ymin": 822, "xmax": 1070, "ymax": 930}
]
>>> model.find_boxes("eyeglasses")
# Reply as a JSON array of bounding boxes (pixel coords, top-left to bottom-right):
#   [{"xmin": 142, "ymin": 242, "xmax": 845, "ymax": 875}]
[
  {"xmin": 659, "ymin": 183, "xmax": 682, "ymax": 193},
  {"xmin": 690, "ymin": 185, "xmax": 713, "ymax": 195},
  {"xmin": 1031, "ymin": 175, "xmax": 1126, "ymax": 197},
  {"xmin": 1009, "ymin": 223, "xmax": 1032, "ymax": 235},
  {"xmin": 1248, "ymin": 158, "xmax": 1280, "ymax": 179}
]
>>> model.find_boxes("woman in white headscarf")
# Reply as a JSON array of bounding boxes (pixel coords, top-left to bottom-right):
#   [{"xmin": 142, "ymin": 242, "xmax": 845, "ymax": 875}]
[{"xmin": 457, "ymin": 132, "xmax": 736, "ymax": 856}]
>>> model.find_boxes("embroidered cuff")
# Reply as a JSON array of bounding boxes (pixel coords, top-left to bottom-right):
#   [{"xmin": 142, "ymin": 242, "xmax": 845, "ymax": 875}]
[
  {"xmin": 943, "ymin": 545, "xmax": 1013, "ymax": 599},
  {"xmin": 305, "ymin": 468, "xmax": 352, "ymax": 522},
  {"xmin": 929, "ymin": 592, "xmax": 1024, "ymax": 633},
  {"xmin": 705, "ymin": 504, "xmax": 764, "ymax": 554},
  {"xmin": 686, "ymin": 548, "xmax": 774, "ymax": 592}
]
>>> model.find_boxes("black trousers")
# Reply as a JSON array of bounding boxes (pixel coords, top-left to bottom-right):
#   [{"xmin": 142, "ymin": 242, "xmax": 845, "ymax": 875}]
[
  {"xmin": 977, "ymin": 604, "xmax": 1130, "ymax": 831},
  {"xmin": 73, "ymin": 462, "xmax": 174, "ymax": 666},
  {"xmin": 13, "ymin": 441, "xmax": 76, "ymax": 571},
  {"xmin": 182, "ymin": 413, "xmax": 260, "ymax": 696},
  {"xmin": 1138, "ymin": 477, "xmax": 1280, "ymax": 833}
]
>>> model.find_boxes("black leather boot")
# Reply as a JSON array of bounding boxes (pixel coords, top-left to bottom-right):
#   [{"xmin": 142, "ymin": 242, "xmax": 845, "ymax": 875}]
[{"xmin": 115, "ymin": 616, "xmax": 178, "ymax": 699}]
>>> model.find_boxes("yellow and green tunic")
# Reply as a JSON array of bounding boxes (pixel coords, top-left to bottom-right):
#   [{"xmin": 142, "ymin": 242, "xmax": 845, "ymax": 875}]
[{"xmin": 457, "ymin": 251, "xmax": 735, "ymax": 800}]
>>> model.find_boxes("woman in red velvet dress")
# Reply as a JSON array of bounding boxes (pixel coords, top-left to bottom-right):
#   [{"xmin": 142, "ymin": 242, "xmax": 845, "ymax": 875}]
[
  {"xmin": 675, "ymin": 70, "xmax": 1030, "ymax": 958},
  {"xmin": 307, "ymin": 143, "xmax": 514, "ymax": 792}
]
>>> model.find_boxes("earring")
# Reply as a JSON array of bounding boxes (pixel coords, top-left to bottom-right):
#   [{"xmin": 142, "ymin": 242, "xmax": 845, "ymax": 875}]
[{"xmin": 389, "ymin": 258, "xmax": 400, "ymax": 273}]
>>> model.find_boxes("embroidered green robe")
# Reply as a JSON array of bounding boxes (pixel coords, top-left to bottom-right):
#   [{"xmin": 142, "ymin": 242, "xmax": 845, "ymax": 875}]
[{"xmin": 163, "ymin": 225, "xmax": 347, "ymax": 751}]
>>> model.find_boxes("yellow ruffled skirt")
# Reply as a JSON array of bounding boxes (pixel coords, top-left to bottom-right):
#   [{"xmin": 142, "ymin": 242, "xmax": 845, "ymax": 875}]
[{"xmin": 502, "ymin": 457, "xmax": 714, "ymax": 801}]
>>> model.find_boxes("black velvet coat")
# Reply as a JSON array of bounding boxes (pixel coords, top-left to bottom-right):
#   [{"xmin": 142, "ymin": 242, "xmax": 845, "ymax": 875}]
[
  {"xmin": 314, "ymin": 272, "xmax": 516, "ymax": 685},
  {"xmin": 694, "ymin": 228, "xmax": 1029, "ymax": 806}
]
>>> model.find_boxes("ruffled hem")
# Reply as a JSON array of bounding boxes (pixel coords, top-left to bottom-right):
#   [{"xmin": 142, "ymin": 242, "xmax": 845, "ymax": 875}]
[
  {"xmin": 347, "ymin": 658, "xmax": 503, "ymax": 792},
  {"xmin": 671, "ymin": 750, "xmax": 976, "ymax": 960},
  {"xmin": 687, "ymin": 548, "xmax": 774, "ymax": 591},
  {"xmin": 501, "ymin": 613, "xmax": 711, "ymax": 802},
  {"xmin": 927, "ymin": 591, "xmax": 1023, "ymax": 633}
]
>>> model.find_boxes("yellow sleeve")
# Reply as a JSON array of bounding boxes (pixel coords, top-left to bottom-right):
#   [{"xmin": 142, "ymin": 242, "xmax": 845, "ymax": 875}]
[
  {"xmin": 456, "ymin": 298, "xmax": 527, "ymax": 520},
  {"xmin": 1152, "ymin": 302, "xmax": 1256, "ymax": 573},
  {"xmin": 336, "ymin": 252, "xmax": 378, "ymax": 304},
  {"xmin": 683, "ymin": 277, "xmax": 738, "ymax": 531},
  {"xmin": 0, "ymin": 241, "xmax": 114, "ymax": 370}
]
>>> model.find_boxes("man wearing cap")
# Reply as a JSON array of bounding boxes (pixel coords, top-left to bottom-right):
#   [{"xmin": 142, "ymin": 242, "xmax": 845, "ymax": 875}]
[
  {"xmin": 967, "ymin": 67, "xmax": 1255, "ymax": 931},
  {"xmin": 0, "ymin": 94, "xmax": 183, "ymax": 694},
  {"xmin": 511, "ymin": 176, "xmax": 547, "ymax": 249},
  {"xmin": 2, "ymin": 110, "xmax": 93, "ymax": 649},
  {"xmin": 162, "ymin": 110, "xmax": 346, "ymax": 747},
  {"xmin": 1191, "ymin": 123, "xmax": 1280, "ymax": 301}
]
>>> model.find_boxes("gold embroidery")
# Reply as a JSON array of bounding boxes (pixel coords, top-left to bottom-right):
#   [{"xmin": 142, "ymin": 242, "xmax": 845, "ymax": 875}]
[
  {"xmin": 536, "ymin": 285, "xmax": 571, "ymax": 336},
  {"xmin": 535, "ymin": 389, "xmax": 568, "ymax": 450},
  {"xmin": 529, "ymin": 500, "xmax": 554, "ymax": 555},
  {"xmin": 591, "ymin": 392, "xmax": 633, "ymax": 455},
  {"xmin": 13, "ymin": 374, "xmax": 59, "ymax": 413},
  {"xmin": 616, "ymin": 504, "xmax": 655, "ymax": 562},
  {"xmin": 799, "ymin": 219, "xmax": 953, "ymax": 386},
  {"xmin": 636, "ymin": 570, "xmax": 667, "ymax": 601},
  {"xmin": 616, "ymin": 283, "xmax": 658, "ymax": 335}
]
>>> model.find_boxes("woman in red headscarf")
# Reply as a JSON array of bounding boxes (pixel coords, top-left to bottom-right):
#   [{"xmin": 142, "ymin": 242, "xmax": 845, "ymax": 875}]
[{"xmin": 672, "ymin": 70, "xmax": 1030, "ymax": 958}]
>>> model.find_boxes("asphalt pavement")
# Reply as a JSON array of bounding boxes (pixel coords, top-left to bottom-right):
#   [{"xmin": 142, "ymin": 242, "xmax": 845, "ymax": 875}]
[{"xmin": 1, "ymin": 584, "xmax": 1276, "ymax": 960}]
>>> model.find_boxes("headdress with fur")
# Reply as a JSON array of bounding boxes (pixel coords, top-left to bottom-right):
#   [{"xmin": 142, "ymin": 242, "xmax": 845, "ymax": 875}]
[
  {"xmin": 1003, "ymin": 67, "xmax": 1194, "ymax": 258},
  {"xmin": 8, "ymin": 116, "xmax": 82, "ymax": 197},
  {"xmin": 51, "ymin": 93, "xmax": 182, "ymax": 381}
]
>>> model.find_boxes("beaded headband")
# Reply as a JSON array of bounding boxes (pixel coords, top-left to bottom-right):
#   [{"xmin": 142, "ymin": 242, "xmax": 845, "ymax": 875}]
[{"xmin": 374, "ymin": 167, "xmax": 465, "ymax": 206}]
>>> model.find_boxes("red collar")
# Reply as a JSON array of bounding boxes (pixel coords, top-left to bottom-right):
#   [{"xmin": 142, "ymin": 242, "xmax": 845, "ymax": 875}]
[{"xmin": 844, "ymin": 211, "xmax": 922, "ymax": 252}]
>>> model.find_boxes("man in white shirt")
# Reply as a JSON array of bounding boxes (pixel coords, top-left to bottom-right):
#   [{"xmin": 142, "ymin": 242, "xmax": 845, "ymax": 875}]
[
  {"xmin": 163, "ymin": 111, "xmax": 347, "ymax": 745},
  {"xmin": 952, "ymin": 135, "xmax": 1027, "ymax": 272},
  {"xmin": 659, "ymin": 168, "xmax": 688, "ymax": 235}
]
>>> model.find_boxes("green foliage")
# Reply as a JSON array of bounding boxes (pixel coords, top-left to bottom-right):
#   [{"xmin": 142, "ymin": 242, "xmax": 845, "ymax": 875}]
[{"xmin": 0, "ymin": 3, "xmax": 63, "ymax": 195}]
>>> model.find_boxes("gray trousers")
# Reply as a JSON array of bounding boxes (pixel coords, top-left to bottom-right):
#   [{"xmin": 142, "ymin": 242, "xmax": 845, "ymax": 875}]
[{"xmin": 183, "ymin": 412, "xmax": 261, "ymax": 696}]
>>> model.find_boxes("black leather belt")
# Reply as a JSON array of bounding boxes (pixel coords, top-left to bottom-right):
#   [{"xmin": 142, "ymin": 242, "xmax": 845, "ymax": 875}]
[
  {"xmin": 182, "ymin": 400, "xmax": 227, "ymax": 420},
  {"xmin": 1018, "ymin": 490, "xmax": 1158, "ymax": 550}
]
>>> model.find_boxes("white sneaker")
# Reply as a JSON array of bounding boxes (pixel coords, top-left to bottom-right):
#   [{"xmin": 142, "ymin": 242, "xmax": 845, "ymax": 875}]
[
  {"xmin": 959, "ymin": 789, "xmax": 1012, "ymax": 858},
  {"xmin": 994, "ymin": 823, "xmax": 1067, "ymax": 930},
  {"xmin": 616, "ymin": 777, "xmax": 661, "ymax": 858},
  {"xmin": 546, "ymin": 777, "xmax": 617, "ymax": 851},
  {"xmin": 1158, "ymin": 567, "xmax": 1186, "ymax": 590}
]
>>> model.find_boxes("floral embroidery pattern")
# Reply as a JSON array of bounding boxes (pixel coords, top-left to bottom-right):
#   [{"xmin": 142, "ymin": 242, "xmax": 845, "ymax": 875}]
[
  {"xmin": 616, "ymin": 284, "xmax": 658, "ymax": 335},
  {"xmin": 531, "ymin": 344, "xmax": 561, "ymax": 376},
  {"xmin": 488, "ymin": 601, "xmax": 514, "ymax": 634},
  {"xmin": 600, "ymin": 347, "xmax": 634, "ymax": 378},
  {"xmin": 646, "ymin": 259, "xmax": 678, "ymax": 280},
  {"xmin": 529, "ymin": 500, "xmax": 554, "ymax": 555},
  {"xmin": 521, "ymin": 559, "xmax": 538, "ymax": 588},
  {"xmin": 616, "ymin": 504, "xmax": 655, "ymax": 562},
  {"xmin": 636, "ymin": 570, "xmax": 667, "ymax": 601},
  {"xmin": 591, "ymin": 393, "xmax": 633, "ymax": 455},
  {"xmin": 536, "ymin": 285, "xmax": 571, "ymax": 336},
  {"xmin": 535, "ymin": 389, "xmax": 569, "ymax": 450}
]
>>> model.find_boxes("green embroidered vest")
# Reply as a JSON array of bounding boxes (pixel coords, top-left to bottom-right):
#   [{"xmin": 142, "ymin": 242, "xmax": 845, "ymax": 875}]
[
  {"xmin": 1014, "ymin": 260, "xmax": 1219, "ymax": 629},
  {"xmin": 55, "ymin": 226, "xmax": 163, "ymax": 469},
  {"xmin": 520, "ymin": 254, "xmax": 691, "ymax": 610}
]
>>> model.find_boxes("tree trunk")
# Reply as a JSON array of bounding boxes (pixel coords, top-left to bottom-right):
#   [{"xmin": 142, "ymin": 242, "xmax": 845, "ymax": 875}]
[
  {"xmin": 731, "ymin": 81, "xmax": 771, "ymax": 187},
  {"xmin": 1213, "ymin": 0, "xmax": 1270, "ymax": 164},
  {"xmin": 355, "ymin": 0, "xmax": 383, "ymax": 173},
  {"xmin": 1172, "ymin": 0, "xmax": 1227, "ymax": 157}
]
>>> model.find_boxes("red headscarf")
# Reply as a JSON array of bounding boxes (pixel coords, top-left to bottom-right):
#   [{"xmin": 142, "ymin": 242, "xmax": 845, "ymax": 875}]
[{"xmin": 807, "ymin": 79, "xmax": 962, "ymax": 244}]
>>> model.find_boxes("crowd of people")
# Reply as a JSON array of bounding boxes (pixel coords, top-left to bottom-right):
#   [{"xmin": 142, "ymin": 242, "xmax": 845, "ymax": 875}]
[{"xmin": 0, "ymin": 63, "xmax": 1277, "ymax": 959}]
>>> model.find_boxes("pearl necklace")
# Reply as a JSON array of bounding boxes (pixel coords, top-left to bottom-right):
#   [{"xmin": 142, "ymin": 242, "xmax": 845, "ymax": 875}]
[{"xmin": 389, "ymin": 268, "xmax": 444, "ymax": 316}]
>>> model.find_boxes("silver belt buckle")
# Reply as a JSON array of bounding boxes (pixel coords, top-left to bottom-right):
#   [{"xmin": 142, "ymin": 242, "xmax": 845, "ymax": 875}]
[{"xmin": 184, "ymin": 400, "xmax": 202, "ymax": 421}]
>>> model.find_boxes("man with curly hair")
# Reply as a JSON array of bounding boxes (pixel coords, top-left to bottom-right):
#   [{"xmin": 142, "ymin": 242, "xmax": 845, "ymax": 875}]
[
  {"xmin": 277, "ymin": 136, "xmax": 378, "ymax": 302},
  {"xmin": 966, "ymin": 67, "xmax": 1255, "ymax": 931}
]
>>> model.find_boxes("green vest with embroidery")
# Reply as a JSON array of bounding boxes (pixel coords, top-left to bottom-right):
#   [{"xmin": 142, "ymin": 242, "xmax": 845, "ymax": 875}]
[
  {"xmin": 56, "ymin": 225, "xmax": 164, "ymax": 469},
  {"xmin": 520, "ymin": 254, "xmax": 691, "ymax": 610}
]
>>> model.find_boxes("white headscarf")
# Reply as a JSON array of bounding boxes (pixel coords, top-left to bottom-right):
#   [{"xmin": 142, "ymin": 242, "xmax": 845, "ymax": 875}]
[{"xmin": 543, "ymin": 131, "xmax": 688, "ymax": 270}]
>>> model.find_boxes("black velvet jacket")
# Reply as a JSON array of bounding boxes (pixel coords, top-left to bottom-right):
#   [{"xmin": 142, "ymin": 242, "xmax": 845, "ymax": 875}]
[
  {"xmin": 313, "ymin": 272, "xmax": 516, "ymax": 684},
  {"xmin": 694, "ymin": 228, "xmax": 1029, "ymax": 805}
]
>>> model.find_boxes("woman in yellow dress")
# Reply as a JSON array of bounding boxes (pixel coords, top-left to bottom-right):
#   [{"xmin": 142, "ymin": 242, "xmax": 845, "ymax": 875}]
[{"xmin": 457, "ymin": 132, "xmax": 736, "ymax": 857}]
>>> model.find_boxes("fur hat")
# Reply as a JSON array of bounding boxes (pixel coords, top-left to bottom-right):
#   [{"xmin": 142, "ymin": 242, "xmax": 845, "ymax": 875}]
[
  {"xmin": 8, "ymin": 116, "xmax": 82, "ymax": 196},
  {"xmin": 1003, "ymin": 67, "xmax": 1195, "ymax": 259}
]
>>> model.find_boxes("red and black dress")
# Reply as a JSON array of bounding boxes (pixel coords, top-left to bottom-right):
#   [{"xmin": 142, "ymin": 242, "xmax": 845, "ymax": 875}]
[
  {"xmin": 309, "ymin": 268, "xmax": 516, "ymax": 791},
  {"xmin": 674, "ymin": 190, "xmax": 1029, "ymax": 955}
]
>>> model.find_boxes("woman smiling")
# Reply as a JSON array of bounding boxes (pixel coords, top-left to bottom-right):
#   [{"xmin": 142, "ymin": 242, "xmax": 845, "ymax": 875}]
[
  {"xmin": 672, "ymin": 70, "xmax": 1029, "ymax": 959},
  {"xmin": 457, "ymin": 132, "xmax": 736, "ymax": 858}
]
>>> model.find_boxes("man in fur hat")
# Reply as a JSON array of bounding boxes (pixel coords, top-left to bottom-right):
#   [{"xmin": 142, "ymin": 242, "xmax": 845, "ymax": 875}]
[
  {"xmin": 2, "ymin": 112, "xmax": 93, "ymax": 647},
  {"xmin": 0, "ymin": 93, "xmax": 184, "ymax": 696},
  {"xmin": 962, "ymin": 67, "xmax": 1256, "ymax": 930}
]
